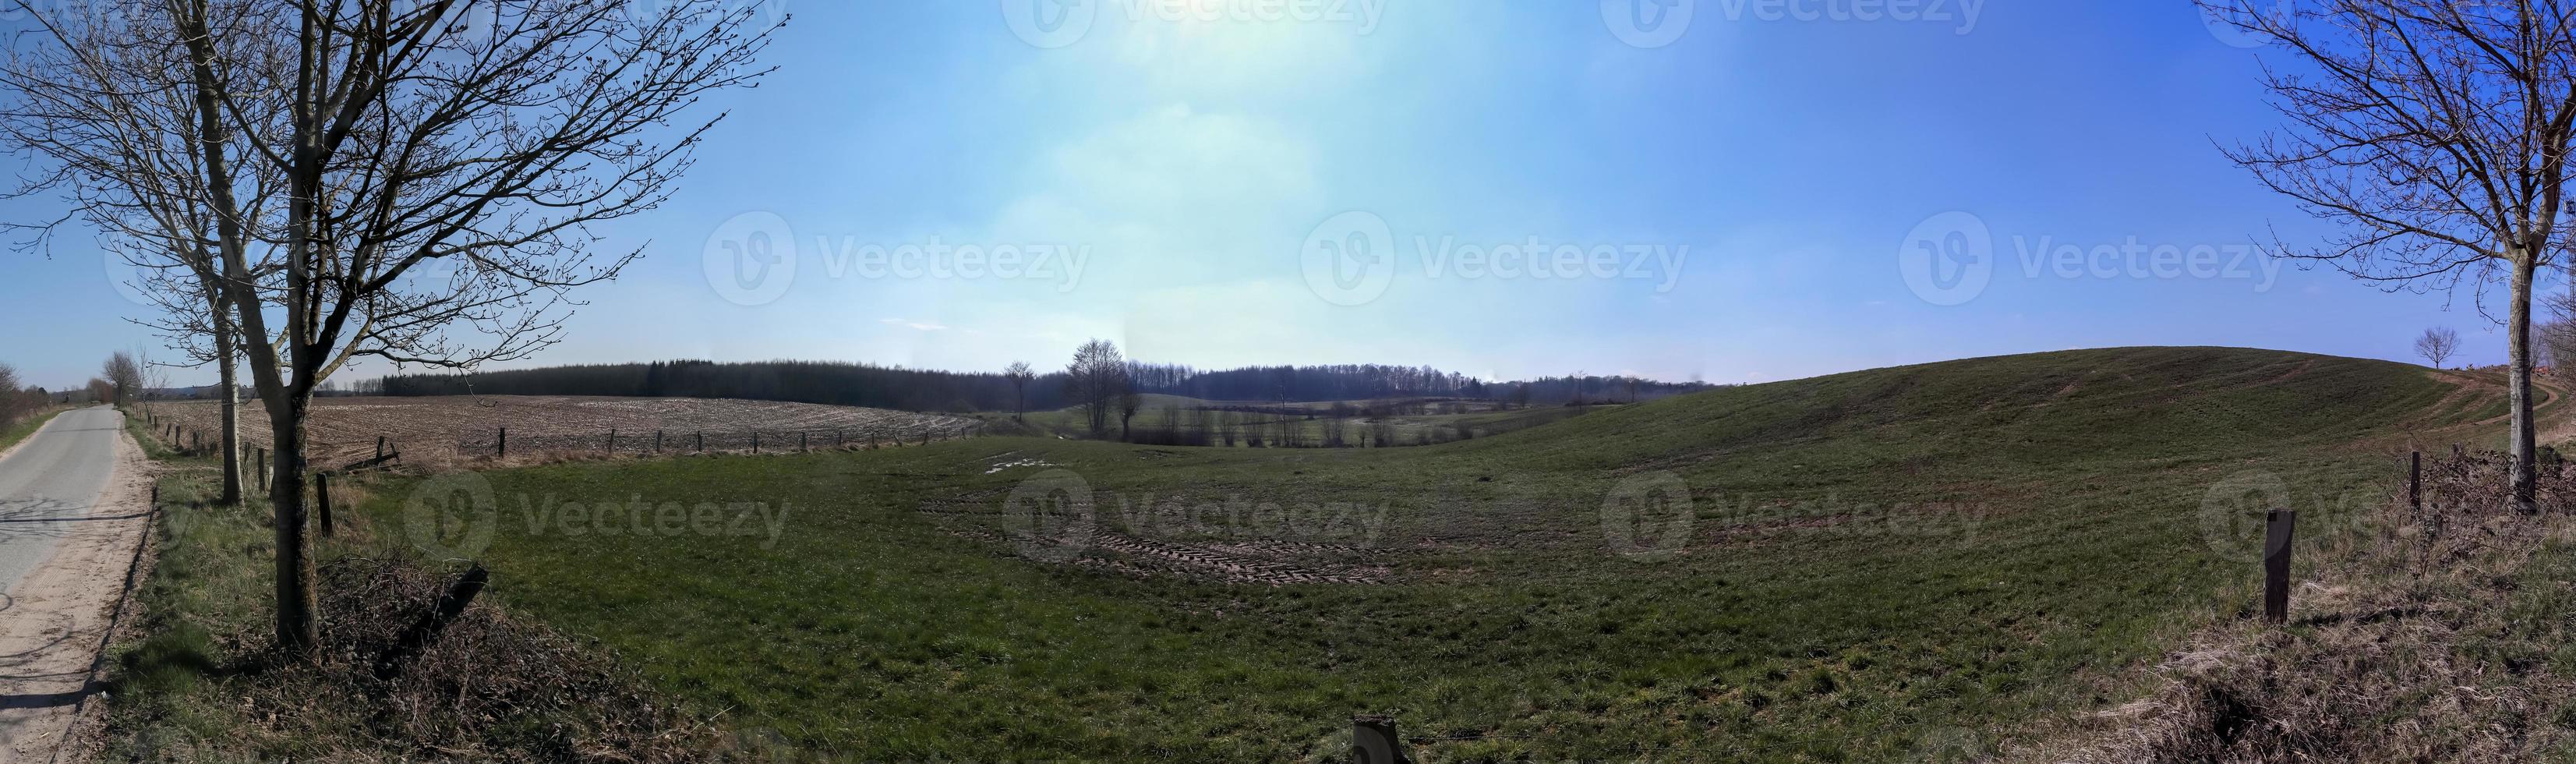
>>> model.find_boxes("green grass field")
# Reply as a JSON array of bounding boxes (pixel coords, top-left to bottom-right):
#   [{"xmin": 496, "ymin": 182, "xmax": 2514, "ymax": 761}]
[
  {"xmin": 316, "ymin": 347, "xmax": 2526, "ymax": 760},
  {"xmin": 989, "ymin": 394, "xmax": 1596, "ymax": 447}
]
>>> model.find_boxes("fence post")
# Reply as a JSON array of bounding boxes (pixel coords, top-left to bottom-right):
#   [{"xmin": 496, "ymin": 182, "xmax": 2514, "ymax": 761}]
[
  {"xmin": 316, "ymin": 472, "xmax": 335, "ymax": 538},
  {"xmin": 2264, "ymin": 508, "xmax": 2296, "ymax": 624},
  {"xmin": 655, "ymin": 430, "xmax": 664, "ymax": 452},
  {"xmin": 752, "ymin": 432, "xmax": 761, "ymax": 454},
  {"xmin": 696, "ymin": 430, "xmax": 704, "ymax": 451},
  {"xmin": 608, "ymin": 428, "xmax": 617, "ymax": 455},
  {"xmin": 1352, "ymin": 715, "xmax": 1411, "ymax": 764},
  {"xmin": 2409, "ymin": 451, "xmax": 2422, "ymax": 514},
  {"xmin": 256, "ymin": 447, "xmax": 267, "ymax": 492},
  {"xmin": 498, "ymin": 427, "xmax": 508, "ymax": 458},
  {"xmin": 801, "ymin": 432, "xmax": 808, "ymax": 452}
]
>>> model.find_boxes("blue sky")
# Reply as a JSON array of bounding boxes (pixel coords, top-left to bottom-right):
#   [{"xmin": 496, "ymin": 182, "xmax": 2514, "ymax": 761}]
[{"xmin": 0, "ymin": 1, "xmax": 2546, "ymax": 390}]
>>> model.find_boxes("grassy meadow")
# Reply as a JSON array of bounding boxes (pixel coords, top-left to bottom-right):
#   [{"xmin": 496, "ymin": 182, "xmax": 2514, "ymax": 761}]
[{"xmin": 301, "ymin": 347, "xmax": 2519, "ymax": 761}]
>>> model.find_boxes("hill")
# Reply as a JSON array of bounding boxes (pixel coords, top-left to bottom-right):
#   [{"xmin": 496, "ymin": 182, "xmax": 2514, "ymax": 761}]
[{"xmin": 121, "ymin": 347, "xmax": 2530, "ymax": 761}]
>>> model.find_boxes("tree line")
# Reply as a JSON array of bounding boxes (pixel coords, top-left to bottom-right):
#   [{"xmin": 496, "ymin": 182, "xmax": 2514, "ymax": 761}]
[
  {"xmin": 0, "ymin": 363, "xmax": 57, "ymax": 432},
  {"xmin": 367, "ymin": 356, "xmax": 1716, "ymax": 413}
]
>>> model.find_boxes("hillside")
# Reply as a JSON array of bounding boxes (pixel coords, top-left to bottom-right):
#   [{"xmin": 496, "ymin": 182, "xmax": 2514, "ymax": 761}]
[
  {"xmin": 119, "ymin": 347, "xmax": 2532, "ymax": 761},
  {"xmin": 1448, "ymin": 345, "xmax": 2494, "ymax": 478}
]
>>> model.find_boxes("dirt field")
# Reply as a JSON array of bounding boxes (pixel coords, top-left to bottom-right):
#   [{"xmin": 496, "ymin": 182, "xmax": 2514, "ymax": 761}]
[{"xmin": 146, "ymin": 395, "xmax": 979, "ymax": 472}]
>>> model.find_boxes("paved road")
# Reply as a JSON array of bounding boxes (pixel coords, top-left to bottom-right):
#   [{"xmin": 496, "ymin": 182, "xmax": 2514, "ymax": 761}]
[{"xmin": 0, "ymin": 408, "xmax": 125, "ymax": 595}]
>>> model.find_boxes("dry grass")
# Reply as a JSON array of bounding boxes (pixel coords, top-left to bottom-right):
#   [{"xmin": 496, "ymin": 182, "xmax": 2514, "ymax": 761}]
[
  {"xmin": 2012, "ymin": 451, "xmax": 2576, "ymax": 762},
  {"xmin": 147, "ymin": 394, "xmax": 979, "ymax": 472}
]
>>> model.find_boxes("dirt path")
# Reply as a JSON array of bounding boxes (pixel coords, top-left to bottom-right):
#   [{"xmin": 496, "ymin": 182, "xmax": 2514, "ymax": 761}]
[{"xmin": 0, "ymin": 410, "xmax": 154, "ymax": 764}]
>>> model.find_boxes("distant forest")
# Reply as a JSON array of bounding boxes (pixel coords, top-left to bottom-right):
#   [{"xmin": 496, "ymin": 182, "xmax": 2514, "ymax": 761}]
[{"xmin": 372, "ymin": 359, "xmax": 1717, "ymax": 413}]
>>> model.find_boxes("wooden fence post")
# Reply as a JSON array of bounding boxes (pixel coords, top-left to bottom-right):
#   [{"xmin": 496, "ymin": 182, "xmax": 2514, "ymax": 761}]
[
  {"xmin": 2409, "ymin": 451, "xmax": 2422, "ymax": 514},
  {"xmin": 696, "ymin": 430, "xmax": 704, "ymax": 451},
  {"xmin": 608, "ymin": 428, "xmax": 617, "ymax": 455},
  {"xmin": 256, "ymin": 447, "xmax": 267, "ymax": 492},
  {"xmin": 655, "ymin": 430, "xmax": 664, "ymax": 452},
  {"xmin": 498, "ymin": 427, "xmax": 508, "ymax": 458},
  {"xmin": 376, "ymin": 436, "xmax": 386, "ymax": 460},
  {"xmin": 1352, "ymin": 715, "xmax": 1411, "ymax": 764},
  {"xmin": 316, "ymin": 472, "xmax": 335, "ymax": 538},
  {"xmin": 752, "ymin": 432, "xmax": 761, "ymax": 454},
  {"xmin": 800, "ymin": 432, "xmax": 808, "ymax": 452},
  {"xmin": 2264, "ymin": 508, "xmax": 2296, "ymax": 624}
]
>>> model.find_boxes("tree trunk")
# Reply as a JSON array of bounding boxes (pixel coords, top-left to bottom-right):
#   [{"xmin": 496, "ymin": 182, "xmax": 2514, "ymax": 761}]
[
  {"xmin": 2511, "ymin": 255, "xmax": 2539, "ymax": 515},
  {"xmin": 268, "ymin": 393, "xmax": 318, "ymax": 652},
  {"xmin": 210, "ymin": 292, "xmax": 243, "ymax": 505}
]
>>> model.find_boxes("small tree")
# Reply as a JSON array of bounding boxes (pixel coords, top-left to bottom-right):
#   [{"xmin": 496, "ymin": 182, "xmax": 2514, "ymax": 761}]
[
  {"xmin": 2416, "ymin": 327, "xmax": 2462, "ymax": 369},
  {"xmin": 0, "ymin": 363, "xmax": 25, "ymax": 429},
  {"xmin": 2544, "ymin": 291, "xmax": 2576, "ymax": 372},
  {"xmin": 1003, "ymin": 361, "xmax": 1035, "ymax": 420},
  {"xmin": 1116, "ymin": 365, "xmax": 1143, "ymax": 442},
  {"xmin": 168, "ymin": 0, "xmax": 775, "ymax": 654},
  {"xmin": 2207, "ymin": 0, "xmax": 2576, "ymax": 513},
  {"xmin": 1064, "ymin": 340, "xmax": 1123, "ymax": 435},
  {"xmin": 101, "ymin": 352, "xmax": 144, "ymax": 409}
]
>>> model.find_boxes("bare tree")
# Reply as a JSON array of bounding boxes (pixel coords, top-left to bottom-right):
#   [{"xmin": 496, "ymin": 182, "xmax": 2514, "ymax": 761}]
[
  {"xmin": 1003, "ymin": 361, "xmax": 1035, "ymax": 421},
  {"xmin": 101, "ymin": 352, "xmax": 145, "ymax": 409},
  {"xmin": 55, "ymin": 0, "xmax": 782, "ymax": 654},
  {"xmin": 0, "ymin": 0, "xmax": 294, "ymax": 505},
  {"xmin": 0, "ymin": 363, "xmax": 27, "ymax": 429},
  {"xmin": 1116, "ymin": 363, "xmax": 1143, "ymax": 442},
  {"xmin": 2417, "ymin": 326, "xmax": 2463, "ymax": 369},
  {"xmin": 1063, "ymin": 339, "xmax": 1123, "ymax": 435},
  {"xmin": 2544, "ymin": 289, "xmax": 2576, "ymax": 370},
  {"xmin": 2207, "ymin": 0, "xmax": 2576, "ymax": 512}
]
